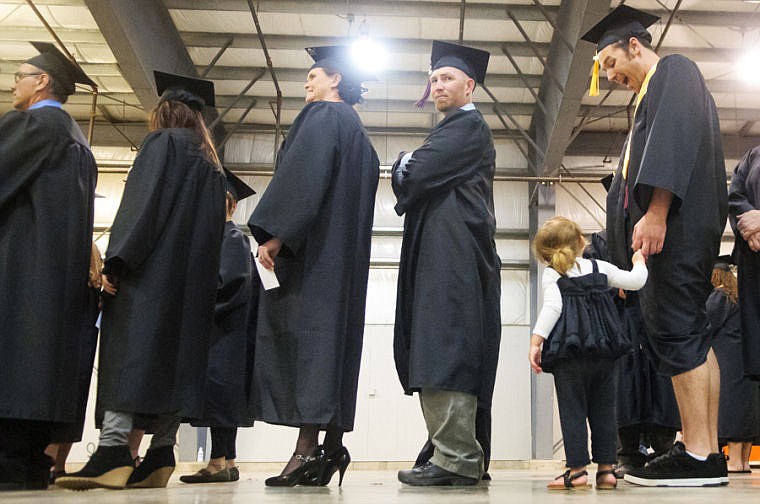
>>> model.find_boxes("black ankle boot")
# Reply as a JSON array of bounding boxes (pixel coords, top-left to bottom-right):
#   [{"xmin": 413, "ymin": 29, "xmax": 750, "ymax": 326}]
[
  {"xmin": 56, "ymin": 445, "xmax": 134, "ymax": 491},
  {"xmin": 127, "ymin": 445, "xmax": 175, "ymax": 488}
]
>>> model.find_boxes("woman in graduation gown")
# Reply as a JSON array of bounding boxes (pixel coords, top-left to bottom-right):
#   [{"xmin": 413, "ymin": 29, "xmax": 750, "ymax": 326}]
[
  {"xmin": 57, "ymin": 72, "xmax": 226, "ymax": 491},
  {"xmin": 248, "ymin": 46, "xmax": 379, "ymax": 486},
  {"xmin": 707, "ymin": 259, "xmax": 760, "ymax": 473},
  {"xmin": 180, "ymin": 172, "xmax": 257, "ymax": 484}
]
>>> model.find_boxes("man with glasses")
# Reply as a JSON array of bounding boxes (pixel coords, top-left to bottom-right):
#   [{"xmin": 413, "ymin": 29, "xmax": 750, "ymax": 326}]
[{"xmin": 0, "ymin": 42, "xmax": 97, "ymax": 491}]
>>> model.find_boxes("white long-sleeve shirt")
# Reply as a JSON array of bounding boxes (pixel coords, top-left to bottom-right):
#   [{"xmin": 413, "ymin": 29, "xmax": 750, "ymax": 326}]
[{"xmin": 532, "ymin": 257, "xmax": 648, "ymax": 339}]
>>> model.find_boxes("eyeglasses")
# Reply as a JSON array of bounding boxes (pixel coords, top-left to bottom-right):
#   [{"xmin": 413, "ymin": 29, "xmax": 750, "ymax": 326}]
[{"xmin": 13, "ymin": 72, "xmax": 43, "ymax": 83}]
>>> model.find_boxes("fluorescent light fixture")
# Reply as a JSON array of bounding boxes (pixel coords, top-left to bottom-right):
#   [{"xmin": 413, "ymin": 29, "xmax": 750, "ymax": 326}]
[{"xmin": 351, "ymin": 37, "xmax": 388, "ymax": 74}]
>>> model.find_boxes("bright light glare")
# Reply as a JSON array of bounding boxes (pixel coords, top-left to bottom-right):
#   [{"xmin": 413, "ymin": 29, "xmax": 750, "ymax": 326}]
[
  {"xmin": 737, "ymin": 48, "xmax": 760, "ymax": 85},
  {"xmin": 351, "ymin": 38, "xmax": 388, "ymax": 74}
]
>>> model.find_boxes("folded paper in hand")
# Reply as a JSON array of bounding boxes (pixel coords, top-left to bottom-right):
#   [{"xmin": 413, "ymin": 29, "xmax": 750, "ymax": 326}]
[{"xmin": 255, "ymin": 255, "xmax": 280, "ymax": 290}]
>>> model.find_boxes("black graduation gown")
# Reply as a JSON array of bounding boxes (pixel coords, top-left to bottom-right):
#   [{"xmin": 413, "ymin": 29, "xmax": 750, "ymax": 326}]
[
  {"xmin": 728, "ymin": 146, "xmax": 760, "ymax": 379},
  {"xmin": 97, "ymin": 129, "xmax": 226, "ymax": 419},
  {"xmin": 0, "ymin": 106, "xmax": 96, "ymax": 422},
  {"xmin": 191, "ymin": 222, "xmax": 254, "ymax": 428},
  {"xmin": 248, "ymin": 101, "xmax": 379, "ymax": 431},
  {"xmin": 606, "ymin": 54, "xmax": 727, "ymax": 376},
  {"xmin": 707, "ymin": 289, "xmax": 760, "ymax": 441},
  {"xmin": 392, "ymin": 108, "xmax": 502, "ymax": 406}
]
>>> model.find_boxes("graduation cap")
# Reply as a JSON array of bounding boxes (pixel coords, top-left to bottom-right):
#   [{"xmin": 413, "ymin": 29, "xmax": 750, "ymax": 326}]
[
  {"xmin": 25, "ymin": 41, "xmax": 96, "ymax": 96},
  {"xmin": 222, "ymin": 167, "xmax": 256, "ymax": 201},
  {"xmin": 580, "ymin": 5, "xmax": 660, "ymax": 96},
  {"xmin": 416, "ymin": 41, "xmax": 490, "ymax": 108},
  {"xmin": 305, "ymin": 45, "xmax": 375, "ymax": 84},
  {"xmin": 600, "ymin": 173, "xmax": 614, "ymax": 193},
  {"xmin": 714, "ymin": 253, "xmax": 735, "ymax": 271},
  {"xmin": 154, "ymin": 70, "xmax": 215, "ymax": 112}
]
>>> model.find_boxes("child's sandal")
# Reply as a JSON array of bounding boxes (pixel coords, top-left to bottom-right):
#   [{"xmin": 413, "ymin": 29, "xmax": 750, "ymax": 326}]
[
  {"xmin": 595, "ymin": 469, "xmax": 617, "ymax": 490},
  {"xmin": 547, "ymin": 469, "xmax": 592, "ymax": 490}
]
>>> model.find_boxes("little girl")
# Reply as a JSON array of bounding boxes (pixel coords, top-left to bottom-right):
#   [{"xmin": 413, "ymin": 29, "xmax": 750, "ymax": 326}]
[{"xmin": 529, "ymin": 216, "xmax": 647, "ymax": 490}]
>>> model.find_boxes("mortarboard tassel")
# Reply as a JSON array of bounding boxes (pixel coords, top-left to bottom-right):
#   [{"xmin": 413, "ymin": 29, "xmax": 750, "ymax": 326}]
[
  {"xmin": 589, "ymin": 54, "xmax": 600, "ymax": 97},
  {"xmin": 415, "ymin": 79, "xmax": 432, "ymax": 108}
]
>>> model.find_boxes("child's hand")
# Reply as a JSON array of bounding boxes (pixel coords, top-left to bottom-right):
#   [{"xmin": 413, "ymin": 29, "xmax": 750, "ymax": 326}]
[
  {"xmin": 528, "ymin": 334, "xmax": 544, "ymax": 374},
  {"xmin": 632, "ymin": 250, "xmax": 646, "ymax": 266}
]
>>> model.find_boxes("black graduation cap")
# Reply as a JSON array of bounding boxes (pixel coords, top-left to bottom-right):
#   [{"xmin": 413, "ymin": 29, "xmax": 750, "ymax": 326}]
[
  {"xmin": 714, "ymin": 253, "xmax": 735, "ymax": 271},
  {"xmin": 600, "ymin": 173, "xmax": 614, "ymax": 193},
  {"xmin": 305, "ymin": 45, "xmax": 375, "ymax": 84},
  {"xmin": 25, "ymin": 41, "xmax": 96, "ymax": 96},
  {"xmin": 222, "ymin": 167, "xmax": 255, "ymax": 201},
  {"xmin": 580, "ymin": 6, "xmax": 660, "ymax": 96},
  {"xmin": 430, "ymin": 40, "xmax": 490, "ymax": 85},
  {"xmin": 415, "ymin": 41, "xmax": 490, "ymax": 107},
  {"xmin": 154, "ymin": 70, "xmax": 215, "ymax": 112}
]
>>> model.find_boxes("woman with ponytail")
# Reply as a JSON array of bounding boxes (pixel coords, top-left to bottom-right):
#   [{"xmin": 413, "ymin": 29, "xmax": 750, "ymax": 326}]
[{"xmin": 529, "ymin": 216, "xmax": 648, "ymax": 491}]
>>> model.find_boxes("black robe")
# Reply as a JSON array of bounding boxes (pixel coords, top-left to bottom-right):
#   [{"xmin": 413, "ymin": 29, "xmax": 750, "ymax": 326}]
[
  {"xmin": 707, "ymin": 289, "xmax": 760, "ymax": 441},
  {"xmin": 98, "ymin": 129, "xmax": 226, "ymax": 419},
  {"xmin": 248, "ymin": 101, "xmax": 379, "ymax": 431},
  {"xmin": 0, "ymin": 106, "xmax": 96, "ymax": 422},
  {"xmin": 728, "ymin": 146, "xmax": 760, "ymax": 379},
  {"xmin": 606, "ymin": 54, "xmax": 727, "ymax": 376},
  {"xmin": 192, "ymin": 222, "xmax": 255, "ymax": 428},
  {"xmin": 392, "ymin": 108, "xmax": 502, "ymax": 406}
]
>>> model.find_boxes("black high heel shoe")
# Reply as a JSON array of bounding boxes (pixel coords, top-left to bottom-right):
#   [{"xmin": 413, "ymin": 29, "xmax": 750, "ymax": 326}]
[
  {"xmin": 317, "ymin": 445, "xmax": 351, "ymax": 486},
  {"xmin": 264, "ymin": 451, "xmax": 323, "ymax": 487}
]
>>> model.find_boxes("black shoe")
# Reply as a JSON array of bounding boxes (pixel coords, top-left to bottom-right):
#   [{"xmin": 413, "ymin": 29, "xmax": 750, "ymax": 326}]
[
  {"xmin": 126, "ymin": 445, "xmax": 175, "ymax": 488},
  {"xmin": 314, "ymin": 445, "xmax": 350, "ymax": 486},
  {"xmin": 624, "ymin": 442, "xmax": 724, "ymax": 487},
  {"xmin": 265, "ymin": 451, "xmax": 323, "ymax": 487},
  {"xmin": 398, "ymin": 461, "xmax": 479, "ymax": 486},
  {"xmin": 706, "ymin": 451, "xmax": 729, "ymax": 485},
  {"xmin": 0, "ymin": 457, "xmax": 27, "ymax": 491},
  {"xmin": 179, "ymin": 467, "xmax": 231, "ymax": 484},
  {"xmin": 481, "ymin": 472, "xmax": 491, "ymax": 481},
  {"xmin": 614, "ymin": 453, "xmax": 647, "ymax": 478},
  {"xmin": 56, "ymin": 445, "xmax": 134, "ymax": 491}
]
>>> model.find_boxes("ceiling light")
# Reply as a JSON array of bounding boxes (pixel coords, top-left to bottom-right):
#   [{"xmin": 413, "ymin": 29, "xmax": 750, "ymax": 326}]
[
  {"xmin": 737, "ymin": 48, "xmax": 760, "ymax": 85},
  {"xmin": 351, "ymin": 37, "xmax": 388, "ymax": 75}
]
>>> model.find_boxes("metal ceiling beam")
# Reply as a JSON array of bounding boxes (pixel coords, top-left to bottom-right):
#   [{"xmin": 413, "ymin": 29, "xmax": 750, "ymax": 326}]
[
  {"xmin": 531, "ymin": 0, "xmax": 615, "ymax": 177},
  {"xmin": 164, "ymin": 0, "xmax": 555, "ymax": 20},
  {"xmin": 83, "ymin": 0, "xmax": 226, "ymax": 146}
]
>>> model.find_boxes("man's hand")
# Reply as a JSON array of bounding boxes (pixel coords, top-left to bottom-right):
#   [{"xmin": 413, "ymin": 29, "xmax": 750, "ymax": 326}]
[
  {"xmin": 747, "ymin": 232, "xmax": 760, "ymax": 252},
  {"xmin": 257, "ymin": 238, "xmax": 283, "ymax": 270},
  {"xmin": 632, "ymin": 188, "xmax": 673, "ymax": 258},
  {"xmin": 737, "ymin": 210, "xmax": 760, "ymax": 241},
  {"xmin": 101, "ymin": 274, "xmax": 119, "ymax": 296},
  {"xmin": 528, "ymin": 334, "xmax": 544, "ymax": 374}
]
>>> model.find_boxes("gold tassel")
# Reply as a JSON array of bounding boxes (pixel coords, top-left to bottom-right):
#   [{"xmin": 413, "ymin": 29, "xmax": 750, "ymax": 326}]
[{"xmin": 589, "ymin": 54, "xmax": 600, "ymax": 97}]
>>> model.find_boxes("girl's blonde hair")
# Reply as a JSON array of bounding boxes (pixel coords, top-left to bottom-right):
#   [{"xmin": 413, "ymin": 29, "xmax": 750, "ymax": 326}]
[
  {"xmin": 533, "ymin": 216, "xmax": 586, "ymax": 275},
  {"xmin": 711, "ymin": 266, "xmax": 738, "ymax": 304}
]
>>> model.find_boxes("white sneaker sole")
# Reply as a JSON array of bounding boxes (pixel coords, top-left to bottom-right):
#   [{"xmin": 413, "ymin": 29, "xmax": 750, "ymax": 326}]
[{"xmin": 624, "ymin": 474, "xmax": 724, "ymax": 487}]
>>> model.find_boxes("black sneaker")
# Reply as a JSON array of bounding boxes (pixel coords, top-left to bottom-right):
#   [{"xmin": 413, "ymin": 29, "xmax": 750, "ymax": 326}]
[
  {"xmin": 55, "ymin": 445, "xmax": 134, "ymax": 491},
  {"xmin": 706, "ymin": 451, "xmax": 729, "ymax": 485},
  {"xmin": 624, "ymin": 442, "xmax": 724, "ymax": 487}
]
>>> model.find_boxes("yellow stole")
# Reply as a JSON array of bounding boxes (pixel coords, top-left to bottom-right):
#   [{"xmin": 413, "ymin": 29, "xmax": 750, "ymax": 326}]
[{"xmin": 622, "ymin": 62, "xmax": 658, "ymax": 180}]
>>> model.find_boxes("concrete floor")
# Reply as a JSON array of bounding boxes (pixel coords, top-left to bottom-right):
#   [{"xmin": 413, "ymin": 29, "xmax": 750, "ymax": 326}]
[{"xmin": 2, "ymin": 467, "xmax": 760, "ymax": 503}]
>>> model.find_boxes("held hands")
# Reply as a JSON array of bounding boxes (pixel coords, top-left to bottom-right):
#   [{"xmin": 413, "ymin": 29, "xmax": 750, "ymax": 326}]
[
  {"xmin": 528, "ymin": 334, "xmax": 544, "ymax": 374},
  {"xmin": 101, "ymin": 274, "xmax": 119, "ymax": 295},
  {"xmin": 257, "ymin": 238, "xmax": 283, "ymax": 270},
  {"xmin": 631, "ymin": 249, "xmax": 647, "ymax": 266}
]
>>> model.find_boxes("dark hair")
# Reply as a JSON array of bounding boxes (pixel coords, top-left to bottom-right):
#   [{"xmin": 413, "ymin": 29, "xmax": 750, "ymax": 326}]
[
  {"xmin": 613, "ymin": 36, "xmax": 654, "ymax": 52},
  {"xmin": 322, "ymin": 67, "xmax": 365, "ymax": 105},
  {"xmin": 148, "ymin": 100, "xmax": 221, "ymax": 168},
  {"xmin": 46, "ymin": 75, "xmax": 69, "ymax": 104}
]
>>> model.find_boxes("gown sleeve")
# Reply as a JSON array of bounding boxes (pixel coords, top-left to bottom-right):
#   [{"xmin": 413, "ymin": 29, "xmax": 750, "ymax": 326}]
[
  {"xmin": 248, "ymin": 102, "xmax": 338, "ymax": 256},
  {"xmin": 634, "ymin": 55, "xmax": 712, "ymax": 213},
  {"xmin": 0, "ymin": 111, "xmax": 53, "ymax": 212},
  {"xmin": 392, "ymin": 111, "xmax": 490, "ymax": 215},
  {"xmin": 104, "ymin": 131, "xmax": 190, "ymax": 274},
  {"xmin": 215, "ymin": 227, "xmax": 252, "ymax": 321},
  {"xmin": 729, "ymin": 147, "xmax": 760, "ymax": 216}
]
